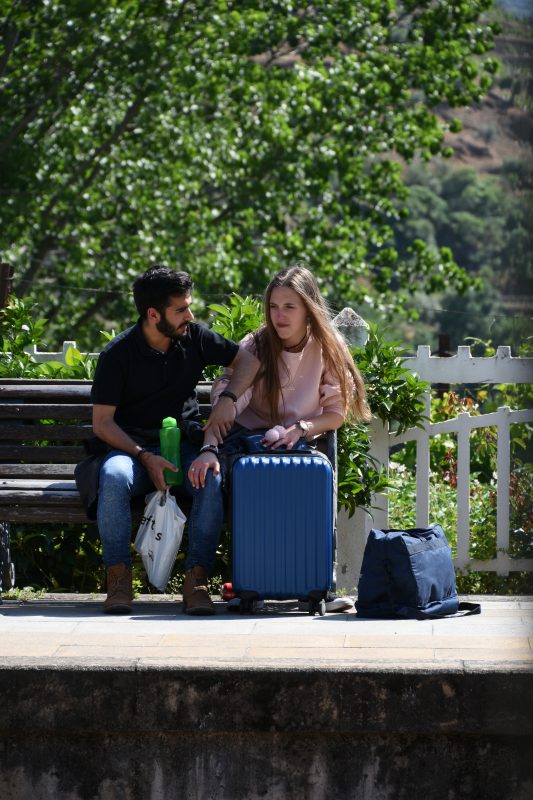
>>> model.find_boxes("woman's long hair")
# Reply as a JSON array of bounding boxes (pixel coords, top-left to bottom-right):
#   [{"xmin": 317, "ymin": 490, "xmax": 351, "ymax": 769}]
[{"xmin": 254, "ymin": 264, "xmax": 372, "ymax": 426}]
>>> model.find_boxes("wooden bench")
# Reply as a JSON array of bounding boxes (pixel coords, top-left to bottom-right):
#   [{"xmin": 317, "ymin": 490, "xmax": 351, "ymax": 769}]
[
  {"xmin": 0, "ymin": 378, "xmax": 212, "ymax": 594},
  {"xmin": 0, "ymin": 378, "xmax": 337, "ymax": 596},
  {"xmin": 0, "ymin": 378, "xmax": 215, "ymax": 523}
]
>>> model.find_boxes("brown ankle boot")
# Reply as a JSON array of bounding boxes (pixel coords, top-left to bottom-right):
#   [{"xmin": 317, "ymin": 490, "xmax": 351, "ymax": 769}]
[
  {"xmin": 103, "ymin": 563, "xmax": 133, "ymax": 614},
  {"xmin": 182, "ymin": 566, "xmax": 215, "ymax": 616}
]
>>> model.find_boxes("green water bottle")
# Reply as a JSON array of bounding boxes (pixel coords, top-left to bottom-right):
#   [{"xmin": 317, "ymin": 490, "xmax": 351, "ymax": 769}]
[{"xmin": 160, "ymin": 416, "xmax": 182, "ymax": 486}]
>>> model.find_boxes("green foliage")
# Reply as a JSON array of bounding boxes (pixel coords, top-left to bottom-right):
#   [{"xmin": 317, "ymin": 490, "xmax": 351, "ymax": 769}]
[
  {"xmin": 0, "ymin": 0, "xmax": 498, "ymax": 348},
  {"xmin": 0, "ymin": 295, "xmax": 102, "ymax": 379},
  {"xmin": 352, "ymin": 324, "xmax": 429, "ymax": 432},
  {"xmin": 0, "ymin": 296, "xmax": 48, "ymax": 377},
  {"xmin": 3, "ymin": 586, "xmax": 46, "ymax": 602},
  {"xmin": 336, "ymin": 323, "xmax": 430, "ymax": 515},
  {"xmin": 336, "ymin": 424, "xmax": 390, "ymax": 518},
  {"xmin": 204, "ymin": 293, "xmax": 264, "ymax": 379},
  {"xmin": 209, "ymin": 294, "xmax": 264, "ymax": 342},
  {"xmin": 9, "ymin": 522, "xmax": 104, "ymax": 593}
]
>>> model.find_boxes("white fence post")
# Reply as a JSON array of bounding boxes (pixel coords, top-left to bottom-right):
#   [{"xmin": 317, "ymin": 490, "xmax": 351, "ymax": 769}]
[
  {"xmin": 415, "ymin": 392, "xmax": 432, "ymax": 528},
  {"xmin": 336, "ymin": 506, "xmax": 369, "ymax": 594},
  {"xmin": 496, "ymin": 406, "xmax": 511, "ymax": 576},
  {"xmin": 455, "ymin": 411, "xmax": 471, "ymax": 572},
  {"xmin": 336, "ymin": 416, "xmax": 389, "ymax": 593},
  {"xmin": 369, "ymin": 416, "xmax": 389, "ymax": 530}
]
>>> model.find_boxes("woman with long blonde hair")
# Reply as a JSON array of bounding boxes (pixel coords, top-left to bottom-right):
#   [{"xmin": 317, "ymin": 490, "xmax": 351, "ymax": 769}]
[
  {"xmin": 212, "ymin": 264, "xmax": 370, "ymax": 613},
  {"xmin": 212, "ymin": 264, "xmax": 371, "ymax": 449}
]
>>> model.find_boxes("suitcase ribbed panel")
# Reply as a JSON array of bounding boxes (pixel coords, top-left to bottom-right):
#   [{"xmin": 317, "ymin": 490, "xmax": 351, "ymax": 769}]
[{"xmin": 232, "ymin": 454, "xmax": 333, "ymax": 599}]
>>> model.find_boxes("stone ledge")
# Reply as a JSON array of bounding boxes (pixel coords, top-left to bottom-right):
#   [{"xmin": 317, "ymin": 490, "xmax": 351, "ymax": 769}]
[{"xmin": 2, "ymin": 665, "xmax": 532, "ymax": 737}]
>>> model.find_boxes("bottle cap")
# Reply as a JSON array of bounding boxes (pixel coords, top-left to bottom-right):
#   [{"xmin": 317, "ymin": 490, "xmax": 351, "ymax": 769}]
[{"xmin": 162, "ymin": 416, "xmax": 177, "ymax": 428}]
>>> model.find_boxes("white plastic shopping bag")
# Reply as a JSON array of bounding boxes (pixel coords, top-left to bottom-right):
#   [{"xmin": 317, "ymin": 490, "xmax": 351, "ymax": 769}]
[{"xmin": 134, "ymin": 489, "xmax": 186, "ymax": 591}]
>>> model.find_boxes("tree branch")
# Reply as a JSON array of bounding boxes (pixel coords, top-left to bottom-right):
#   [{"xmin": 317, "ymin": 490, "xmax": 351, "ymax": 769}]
[
  {"xmin": 0, "ymin": 63, "xmax": 70, "ymax": 156},
  {"xmin": 0, "ymin": 23, "xmax": 20, "ymax": 81},
  {"xmin": 16, "ymin": 235, "xmax": 55, "ymax": 298},
  {"xmin": 42, "ymin": 92, "xmax": 146, "ymax": 224},
  {"xmin": 69, "ymin": 292, "xmax": 115, "ymax": 332}
]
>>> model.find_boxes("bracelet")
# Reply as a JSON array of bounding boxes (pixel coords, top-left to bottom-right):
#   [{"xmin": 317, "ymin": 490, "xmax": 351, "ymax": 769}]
[
  {"xmin": 199, "ymin": 444, "xmax": 219, "ymax": 456},
  {"xmin": 135, "ymin": 447, "xmax": 149, "ymax": 461},
  {"xmin": 219, "ymin": 389, "xmax": 237, "ymax": 403}
]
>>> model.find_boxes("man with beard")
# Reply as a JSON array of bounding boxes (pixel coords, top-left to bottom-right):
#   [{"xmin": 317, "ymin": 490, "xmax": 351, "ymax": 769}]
[{"xmin": 84, "ymin": 266, "xmax": 259, "ymax": 615}]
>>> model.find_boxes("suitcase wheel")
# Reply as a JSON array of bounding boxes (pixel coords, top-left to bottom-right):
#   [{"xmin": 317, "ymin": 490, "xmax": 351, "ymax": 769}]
[
  {"xmin": 240, "ymin": 598, "xmax": 251, "ymax": 614},
  {"xmin": 239, "ymin": 593, "xmax": 258, "ymax": 614},
  {"xmin": 308, "ymin": 598, "xmax": 326, "ymax": 616}
]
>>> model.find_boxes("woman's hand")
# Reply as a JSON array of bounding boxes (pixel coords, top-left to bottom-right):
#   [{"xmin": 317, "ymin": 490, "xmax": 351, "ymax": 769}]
[
  {"xmin": 266, "ymin": 425, "xmax": 304, "ymax": 450},
  {"xmin": 187, "ymin": 450, "xmax": 220, "ymax": 488}
]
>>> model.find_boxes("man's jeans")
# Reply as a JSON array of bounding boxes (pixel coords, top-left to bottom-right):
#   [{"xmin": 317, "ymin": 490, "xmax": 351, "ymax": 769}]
[{"xmin": 97, "ymin": 440, "xmax": 223, "ymax": 573}]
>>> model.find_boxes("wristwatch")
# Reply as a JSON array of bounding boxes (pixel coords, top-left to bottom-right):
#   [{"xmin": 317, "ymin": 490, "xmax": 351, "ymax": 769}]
[{"xmin": 296, "ymin": 420, "xmax": 310, "ymax": 437}]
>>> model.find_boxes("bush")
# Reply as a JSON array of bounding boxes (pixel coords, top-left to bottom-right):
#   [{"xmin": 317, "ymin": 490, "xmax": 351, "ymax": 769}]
[{"xmin": 0, "ymin": 296, "xmax": 98, "ymax": 379}]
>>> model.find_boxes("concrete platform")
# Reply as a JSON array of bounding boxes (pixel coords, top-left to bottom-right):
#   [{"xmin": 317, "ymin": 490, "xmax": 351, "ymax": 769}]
[
  {"xmin": 1, "ymin": 595, "xmax": 532, "ymax": 799},
  {"xmin": 1, "ymin": 594, "xmax": 532, "ymax": 671}
]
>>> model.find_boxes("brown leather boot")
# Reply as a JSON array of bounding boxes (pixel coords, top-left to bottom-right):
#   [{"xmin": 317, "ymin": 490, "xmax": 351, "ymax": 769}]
[
  {"xmin": 182, "ymin": 566, "xmax": 215, "ymax": 616},
  {"xmin": 103, "ymin": 563, "xmax": 133, "ymax": 614}
]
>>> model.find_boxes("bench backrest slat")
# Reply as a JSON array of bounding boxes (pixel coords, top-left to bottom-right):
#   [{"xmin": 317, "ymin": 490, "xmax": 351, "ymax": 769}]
[
  {"xmin": 0, "ymin": 404, "xmax": 93, "ymax": 420},
  {"xmin": 0, "ymin": 384, "xmax": 92, "ymax": 400},
  {"xmin": 0, "ymin": 445, "xmax": 85, "ymax": 463},
  {"xmin": 0, "ymin": 424, "xmax": 93, "ymax": 442},
  {"xmin": 1, "ymin": 507, "xmax": 97, "ymax": 524},
  {"xmin": 1, "ymin": 489, "xmax": 82, "ymax": 501},
  {"xmin": 0, "ymin": 464, "xmax": 76, "ymax": 478}
]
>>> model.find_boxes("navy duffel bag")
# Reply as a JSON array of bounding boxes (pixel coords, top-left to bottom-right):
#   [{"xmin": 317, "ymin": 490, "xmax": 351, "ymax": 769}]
[{"xmin": 356, "ymin": 525, "xmax": 481, "ymax": 619}]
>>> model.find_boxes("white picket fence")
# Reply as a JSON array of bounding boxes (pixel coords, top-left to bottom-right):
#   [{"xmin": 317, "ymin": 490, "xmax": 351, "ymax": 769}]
[
  {"xmin": 337, "ymin": 345, "xmax": 533, "ymax": 591},
  {"xmin": 26, "ymin": 341, "xmax": 533, "ymax": 589}
]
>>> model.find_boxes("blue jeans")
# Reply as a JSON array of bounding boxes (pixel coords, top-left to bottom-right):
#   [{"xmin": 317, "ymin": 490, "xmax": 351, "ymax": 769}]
[{"xmin": 97, "ymin": 440, "xmax": 223, "ymax": 573}]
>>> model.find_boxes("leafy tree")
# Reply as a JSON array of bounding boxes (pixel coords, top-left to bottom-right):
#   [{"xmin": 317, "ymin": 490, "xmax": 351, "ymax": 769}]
[{"xmin": 1, "ymin": 0, "xmax": 499, "ymax": 348}]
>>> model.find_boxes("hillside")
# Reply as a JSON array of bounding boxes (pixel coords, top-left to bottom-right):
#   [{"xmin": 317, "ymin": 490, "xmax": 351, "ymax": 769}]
[{"xmin": 440, "ymin": 14, "xmax": 532, "ymax": 181}]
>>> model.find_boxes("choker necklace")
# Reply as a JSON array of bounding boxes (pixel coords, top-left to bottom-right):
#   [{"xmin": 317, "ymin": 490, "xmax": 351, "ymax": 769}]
[{"xmin": 283, "ymin": 329, "xmax": 309, "ymax": 353}]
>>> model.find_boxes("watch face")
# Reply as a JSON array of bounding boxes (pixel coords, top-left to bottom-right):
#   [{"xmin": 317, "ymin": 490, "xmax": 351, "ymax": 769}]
[{"xmin": 298, "ymin": 420, "xmax": 309, "ymax": 432}]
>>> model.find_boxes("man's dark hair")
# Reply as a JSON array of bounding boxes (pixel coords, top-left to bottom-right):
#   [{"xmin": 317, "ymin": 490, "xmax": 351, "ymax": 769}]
[{"xmin": 133, "ymin": 266, "xmax": 193, "ymax": 318}]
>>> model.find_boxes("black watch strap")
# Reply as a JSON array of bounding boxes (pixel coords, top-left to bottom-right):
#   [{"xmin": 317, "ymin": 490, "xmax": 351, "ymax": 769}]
[{"xmin": 219, "ymin": 389, "xmax": 237, "ymax": 403}]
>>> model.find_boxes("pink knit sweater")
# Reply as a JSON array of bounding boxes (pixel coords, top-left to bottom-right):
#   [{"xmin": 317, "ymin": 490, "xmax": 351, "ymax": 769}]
[{"xmin": 211, "ymin": 332, "xmax": 345, "ymax": 429}]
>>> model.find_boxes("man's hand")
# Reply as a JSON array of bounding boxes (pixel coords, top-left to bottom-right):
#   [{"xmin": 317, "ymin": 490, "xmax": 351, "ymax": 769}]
[
  {"xmin": 187, "ymin": 450, "xmax": 220, "ymax": 488},
  {"xmin": 141, "ymin": 453, "xmax": 179, "ymax": 492},
  {"xmin": 202, "ymin": 396, "xmax": 236, "ymax": 444}
]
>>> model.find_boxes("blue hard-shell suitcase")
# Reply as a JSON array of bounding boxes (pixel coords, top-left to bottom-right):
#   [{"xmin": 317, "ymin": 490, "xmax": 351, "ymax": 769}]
[{"xmin": 231, "ymin": 450, "xmax": 334, "ymax": 615}]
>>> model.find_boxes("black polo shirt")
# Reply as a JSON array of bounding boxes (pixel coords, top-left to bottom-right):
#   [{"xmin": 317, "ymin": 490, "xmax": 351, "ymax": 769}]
[{"xmin": 91, "ymin": 321, "xmax": 238, "ymax": 431}]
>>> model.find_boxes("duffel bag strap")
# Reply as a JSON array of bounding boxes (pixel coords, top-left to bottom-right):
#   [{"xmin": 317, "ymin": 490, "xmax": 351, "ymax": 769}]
[
  {"xmin": 455, "ymin": 601, "xmax": 481, "ymax": 616},
  {"xmin": 410, "ymin": 601, "xmax": 481, "ymax": 620}
]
